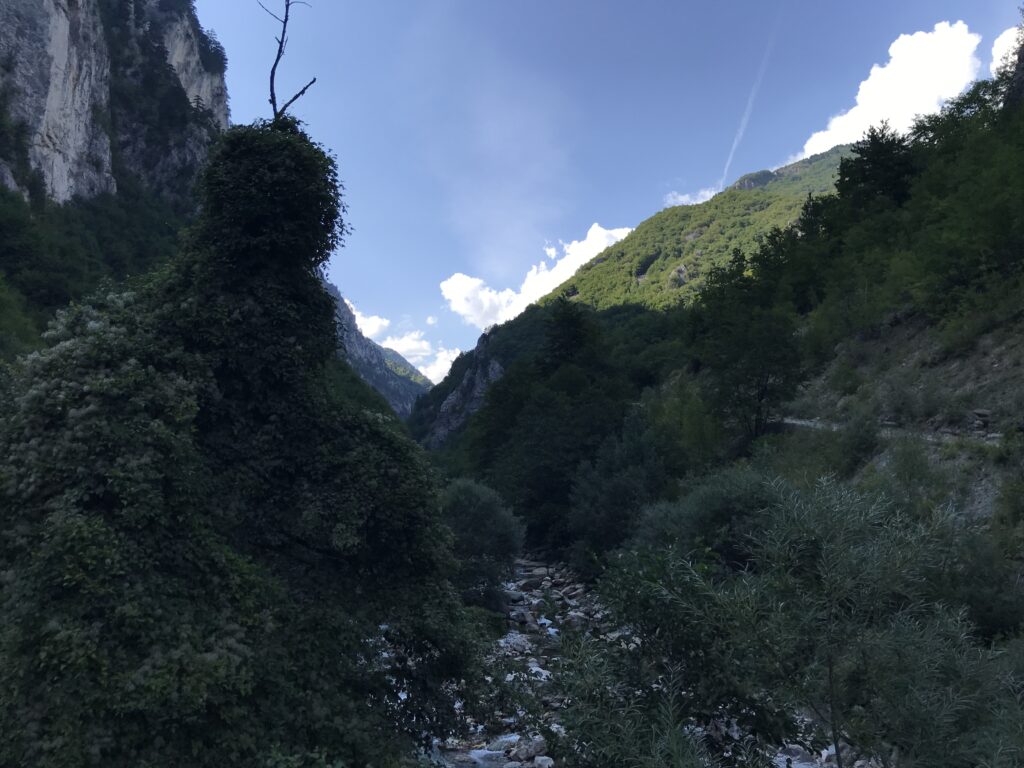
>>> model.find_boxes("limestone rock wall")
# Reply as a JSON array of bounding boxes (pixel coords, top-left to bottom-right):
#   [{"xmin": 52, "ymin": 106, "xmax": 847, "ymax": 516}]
[
  {"xmin": 0, "ymin": 0, "xmax": 229, "ymax": 202},
  {"xmin": 1, "ymin": 0, "xmax": 115, "ymax": 201},
  {"xmin": 162, "ymin": 15, "xmax": 229, "ymax": 130}
]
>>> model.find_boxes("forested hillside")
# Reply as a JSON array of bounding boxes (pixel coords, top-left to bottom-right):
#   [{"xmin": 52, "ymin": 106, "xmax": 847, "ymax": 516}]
[
  {"xmin": 549, "ymin": 144, "xmax": 849, "ymax": 310},
  {"xmin": 3, "ymin": 3, "xmax": 1024, "ymax": 766},
  {"xmin": 413, "ymin": 43, "xmax": 1024, "ymax": 767},
  {"xmin": 0, "ymin": 116, "xmax": 488, "ymax": 768},
  {"xmin": 410, "ymin": 146, "xmax": 848, "ymax": 446}
]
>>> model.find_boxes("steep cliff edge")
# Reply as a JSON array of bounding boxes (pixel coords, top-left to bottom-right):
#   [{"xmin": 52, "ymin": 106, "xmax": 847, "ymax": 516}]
[
  {"xmin": 161, "ymin": 13, "xmax": 229, "ymax": 130},
  {"xmin": 327, "ymin": 283, "xmax": 431, "ymax": 418},
  {"xmin": 0, "ymin": 0, "xmax": 228, "ymax": 203},
  {"xmin": 0, "ymin": 0, "xmax": 115, "ymax": 201},
  {"xmin": 408, "ymin": 325, "xmax": 515, "ymax": 448}
]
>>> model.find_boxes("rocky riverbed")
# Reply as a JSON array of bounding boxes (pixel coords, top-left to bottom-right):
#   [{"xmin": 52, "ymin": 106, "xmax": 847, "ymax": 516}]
[
  {"xmin": 437, "ymin": 557, "xmax": 593, "ymax": 768},
  {"xmin": 436, "ymin": 558, "xmax": 843, "ymax": 768}
]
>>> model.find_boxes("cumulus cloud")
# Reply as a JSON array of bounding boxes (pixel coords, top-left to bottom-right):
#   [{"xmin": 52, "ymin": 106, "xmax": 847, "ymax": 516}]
[
  {"xmin": 991, "ymin": 27, "xmax": 1020, "ymax": 76},
  {"xmin": 426, "ymin": 315, "xmax": 438, "ymax": 326},
  {"xmin": 420, "ymin": 346, "xmax": 462, "ymax": 384},
  {"xmin": 799, "ymin": 21, "xmax": 982, "ymax": 159},
  {"xmin": 440, "ymin": 223, "xmax": 632, "ymax": 330},
  {"xmin": 381, "ymin": 330, "xmax": 433, "ymax": 361},
  {"xmin": 344, "ymin": 299, "xmax": 391, "ymax": 340},
  {"xmin": 380, "ymin": 330, "xmax": 461, "ymax": 384},
  {"xmin": 664, "ymin": 187, "xmax": 719, "ymax": 207}
]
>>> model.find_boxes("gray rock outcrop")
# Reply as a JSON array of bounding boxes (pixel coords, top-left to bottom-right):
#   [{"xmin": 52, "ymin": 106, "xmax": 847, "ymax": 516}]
[
  {"xmin": 1, "ymin": 0, "xmax": 116, "ymax": 201},
  {"xmin": 424, "ymin": 339, "xmax": 504, "ymax": 448},
  {"xmin": 327, "ymin": 283, "xmax": 431, "ymax": 418},
  {"xmin": 0, "ymin": 0, "xmax": 229, "ymax": 202},
  {"xmin": 162, "ymin": 14, "xmax": 229, "ymax": 130}
]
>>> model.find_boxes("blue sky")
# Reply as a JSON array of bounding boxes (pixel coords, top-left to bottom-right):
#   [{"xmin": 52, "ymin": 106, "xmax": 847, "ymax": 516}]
[{"xmin": 194, "ymin": 0, "xmax": 1019, "ymax": 381}]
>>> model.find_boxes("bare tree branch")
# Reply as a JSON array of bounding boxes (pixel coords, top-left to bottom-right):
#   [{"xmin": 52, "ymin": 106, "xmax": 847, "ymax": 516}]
[
  {"xmin": 261, "ymin": 0, "xmax": 318, "ymax": 120},
  {"xmin": 256, "ymin": 0, "xmax": 283, "ymax": 24},
  {"xmin": 278, "ymin": 77, "xmax": 318, "ymax": 116}
]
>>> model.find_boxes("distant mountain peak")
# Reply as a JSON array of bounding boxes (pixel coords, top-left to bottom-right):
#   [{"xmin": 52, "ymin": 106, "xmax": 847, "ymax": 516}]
[{"xmin": 326, "ymin": 283, "xmax": 430, "ymax": 417}]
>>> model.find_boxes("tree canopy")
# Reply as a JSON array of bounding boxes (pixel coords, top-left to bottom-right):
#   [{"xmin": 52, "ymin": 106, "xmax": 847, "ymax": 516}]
[{"xmin": 0, "ymin": 119, "xmax": 477, "ymax": 767}]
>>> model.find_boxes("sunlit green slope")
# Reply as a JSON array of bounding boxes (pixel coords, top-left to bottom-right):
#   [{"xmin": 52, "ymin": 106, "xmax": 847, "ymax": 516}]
[{"xmin": 546, "ymin": 145, "xmax": 849, "ymax": 310}]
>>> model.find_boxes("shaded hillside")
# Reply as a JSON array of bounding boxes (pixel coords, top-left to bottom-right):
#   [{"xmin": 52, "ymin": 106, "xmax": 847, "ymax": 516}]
[
  {"xmin": 328, "ymin": 283, "xmax": 430, "ymax": 417},
  {"xmin": 549, "ymin": 145, "xmax": 849, "ymax": 311},
  {"xmin": 411, "ymin": 146, "xmax": 849, "ymax": 445},
  {"xmin": 408, "ymin": 305, "xmax": 551, "ymax": 445},
  {"xmin": 0, "ymin": 0, "xmax": 227, "ymax": 354},
  {"xmin": 417, "ymin": 64, "xmax": 1024, "ymax": 561}
]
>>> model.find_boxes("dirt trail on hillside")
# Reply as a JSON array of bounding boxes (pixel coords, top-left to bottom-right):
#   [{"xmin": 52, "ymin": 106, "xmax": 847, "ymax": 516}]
[{"xmin": 782, "ymin": 416, "xmax": 1004, "ymax": 446}]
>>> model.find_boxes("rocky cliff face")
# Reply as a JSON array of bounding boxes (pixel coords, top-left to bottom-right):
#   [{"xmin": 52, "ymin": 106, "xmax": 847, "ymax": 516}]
[
  {"xmin": 0, "ymin": 0, "xmax": 228, "ymax": 203},
  {"xmin": 1, "ymin": 0, "xmax": 116, "ymax": 201},
  {"xmin": 421, "ymin": 336, "xmax": 504, "ymax": 449},
  {"xmin": 162, "ymin": 15, "xmax": 229, "ymax": 130},
  {"xmin": 327, "ymin": 283, "xmax": 431, "ymax": 418}
]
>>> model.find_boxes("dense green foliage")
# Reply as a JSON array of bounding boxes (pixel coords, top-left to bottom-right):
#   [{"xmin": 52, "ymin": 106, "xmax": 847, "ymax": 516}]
[
  {"xmin": 563, "ymin": 479, "xmax": 1024, "ymax": 767},
  {"xmin": 542, "ymin": 57, "xmax": 1024, "ymax": 768},
  {"xmin": 547, "ymin": 145, "xmax": 849, "ymax": 311},
  {"xmin": 440, "ymin": 301, "xmax": 689, "ymax": 552},
  {"xmin": 0, "ymin": 119, "xmax": 477, "ymax": 767},
  {"xmin": 414, "ymin": 55, "xmax": 1024, "ymax": 767},
  {"xmin": 0, "ymin": 184, "xmax": 184, "ymax": 323},
  {"xmin": 441, "ymin": 479, "xmax": 524, "ymax": 609},
  {"xmin": 422, "ymin": 61, "xmax": 1024, "ymax": 566},
  {"xmin": 691, "ymin": 248, "xmax": 802, "ymax": 437}
]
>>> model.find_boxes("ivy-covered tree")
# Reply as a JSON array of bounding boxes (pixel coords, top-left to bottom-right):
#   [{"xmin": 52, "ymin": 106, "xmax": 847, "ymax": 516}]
[{"xmin": 0, "ymin": 118, "xmax": 477, "ymax": 767}]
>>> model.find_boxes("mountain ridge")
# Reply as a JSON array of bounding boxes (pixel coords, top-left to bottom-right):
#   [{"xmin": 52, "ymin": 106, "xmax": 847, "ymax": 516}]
[
  {"xmin": 412, "ymin": 145, "xmax": 851, "ymax": 445},
  {"xmin": 328, "ymin": 283, "xmax": 430, "ymax": 417},
  {"xmin": 542, "ymin": 144, "xmax": 850, "ymax": 312}
]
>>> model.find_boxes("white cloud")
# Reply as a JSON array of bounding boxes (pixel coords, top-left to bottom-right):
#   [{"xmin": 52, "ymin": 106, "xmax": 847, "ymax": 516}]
[
  {"xmin": 991, "ymin": 27, "xmax": 1020, "ymax": 76},
  {"xmin": 420, "ymin": 346, "xmax": 462, "ymax": 384},
  {"xmin": 380, "ymin": 330, "xmax": 461, "ymax": 384},
  {"xmin": 544, "ymin": 245, "xmax": 558, "ymax": 260},
  {"xmin": 381, "ymin": 330, "xmax": 433, "ymax": 362},
  {"xmin": 344, "ymin": 299, "xmax": 391, "ymax": 340},
  {"xmin": 664, "ymin": 187, "xmax": 719, "ymax": 207},
  {"xmin": 440, "ymin": 222, "xmax": 632, "ymax": 330},
  {"xmin": 799, "ymin": 21, "xmax": 982, "ymax": 159},
  {"xmin": 426, "ymin": 315, "xmax": 438, "ymax": 326}
]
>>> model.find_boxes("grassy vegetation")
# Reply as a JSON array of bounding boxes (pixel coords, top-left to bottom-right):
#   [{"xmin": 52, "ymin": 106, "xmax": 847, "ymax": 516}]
[{"xmin": 544, "ymin": 145, "xmax": 849, "ymax": 311}]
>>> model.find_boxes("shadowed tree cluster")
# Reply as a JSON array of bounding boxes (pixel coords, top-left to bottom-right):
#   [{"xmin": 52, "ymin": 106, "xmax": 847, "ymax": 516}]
[{"xmin": 0, "ymin": 117, "xmax": 478, "ymax": 768}]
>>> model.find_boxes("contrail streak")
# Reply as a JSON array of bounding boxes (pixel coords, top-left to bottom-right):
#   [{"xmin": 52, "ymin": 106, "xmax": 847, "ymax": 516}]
[{"xmin": 718, "ymin": 23, "xmax": 780, "ymax": 190}]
